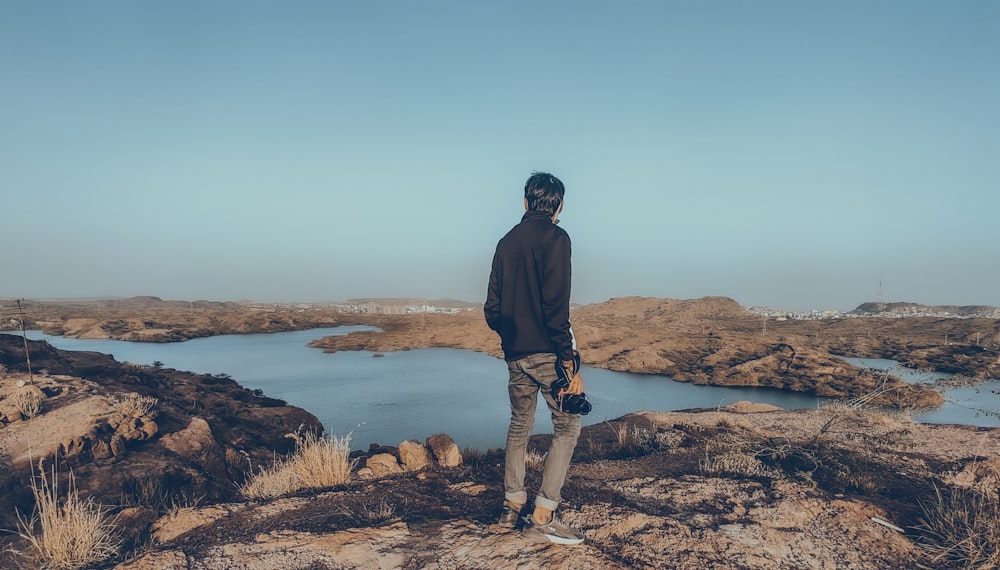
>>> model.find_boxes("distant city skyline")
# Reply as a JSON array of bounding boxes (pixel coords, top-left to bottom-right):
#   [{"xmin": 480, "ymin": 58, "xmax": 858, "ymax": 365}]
[{"xmin": 3, "ymin": 2, "xmax": 997, "ymax": 311}]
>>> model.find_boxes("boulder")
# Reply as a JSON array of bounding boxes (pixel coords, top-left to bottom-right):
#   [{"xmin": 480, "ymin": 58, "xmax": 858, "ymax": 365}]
[
  {"xmin": 160, "ymin": 417, "xmax": 215, "ymax": 456},
  {"xmin": 398, "ymin": 440, "xmax": 432, "ymax": 471},
  {"xmin": 426, "ymin": 434, "xmax": 462, "ymax": 467},
  {"xmin": 365, "ymin": 453, "xmax": 403, "ymax": 477},
  {"xmin": 724, "ymin": 401, "xmax": 783, "ymax": 414}
]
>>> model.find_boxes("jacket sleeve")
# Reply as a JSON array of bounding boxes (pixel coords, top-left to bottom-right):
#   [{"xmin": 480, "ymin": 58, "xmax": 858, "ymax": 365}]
[
  {"xmin": 484, "ymin": 249, "xmax": 502, "ymax": 333},
  {"xmin": 541, "ymin": 231, "xmax": 575, "ymax": 361}
]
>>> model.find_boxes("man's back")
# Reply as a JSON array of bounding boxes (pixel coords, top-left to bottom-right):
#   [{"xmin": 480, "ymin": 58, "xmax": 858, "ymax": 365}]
[{"xmin": 485, "ymin": 210, "xmax": 574, "ymax": 363}]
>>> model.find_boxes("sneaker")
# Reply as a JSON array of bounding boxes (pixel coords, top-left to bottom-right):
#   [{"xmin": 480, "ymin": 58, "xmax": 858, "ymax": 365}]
[
  {"xmin": 497, "ymin": 502, "xmax": 524, "ymax": 528},
  {"xmin": 521, "ymin": 514, "xmax": 585, "ymax": 545}
]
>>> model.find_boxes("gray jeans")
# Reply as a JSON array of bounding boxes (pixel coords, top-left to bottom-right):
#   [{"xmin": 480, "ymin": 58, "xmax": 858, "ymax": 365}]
[{"xmin": 504, "ymin": 352, "xmax": 582, "ymax": 511}]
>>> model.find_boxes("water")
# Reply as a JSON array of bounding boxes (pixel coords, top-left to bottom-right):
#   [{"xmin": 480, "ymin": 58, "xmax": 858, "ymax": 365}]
[
  {"xmin": 8, "ymin": 330, "xmax": 996, "ymax": 449},
  {"xmin": 841, "ymin": 357, "xmax": 1000, "ymax": 428}
]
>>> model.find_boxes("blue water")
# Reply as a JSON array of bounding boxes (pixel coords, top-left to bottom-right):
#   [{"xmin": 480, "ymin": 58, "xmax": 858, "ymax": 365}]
[
  {"xmin": 841, "ymin": 357, "xmax": 1000, "ymax": 428},
  {"xmin": 8, "ymin": 329, "xmax": 996, "ymax": 449}
]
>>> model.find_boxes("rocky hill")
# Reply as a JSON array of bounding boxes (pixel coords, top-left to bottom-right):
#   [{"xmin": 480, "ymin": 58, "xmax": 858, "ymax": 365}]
[
  {"xmin": 854, "ymin": 302, "xmax": 1000, "ymax": 318},
  {"xmin": 0, "ymin": 334, "xmax": 322, "ymax": 558}
]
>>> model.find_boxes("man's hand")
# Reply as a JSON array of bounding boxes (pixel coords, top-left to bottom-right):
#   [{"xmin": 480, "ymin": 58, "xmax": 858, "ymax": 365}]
[
  {"xmin": 565, "ymin": 371, "xmax": 585, "ymax": 395},
  {"xmin": 560, "ymin": 359, "xmax": 585, "ymax": 395}
]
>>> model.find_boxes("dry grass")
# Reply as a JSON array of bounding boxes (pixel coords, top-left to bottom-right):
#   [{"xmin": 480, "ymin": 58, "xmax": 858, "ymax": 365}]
[
  {"xmin": 914, "ymin": 485, "xmax": 1000, "ymax": 569},
  {"xmin": 114, "ymin": 392, "xmax": 157, "ymax": 418},
  {"xmin": 238, "ymin": 432, "xmax": 357, "ymax": 500},
  {"xmin": 15, "ymin": 461, "xmax": 120, "ymax": 569},
  {"xmin": 525, "ymin": 450, "xmax": 546, "ymax": 469},
  {"xmin": 338, "ymin": 496, "xmax": 401, "ymax": 526},
  {"xmin": 12, "ymin": 385, "xmax": 45, "ymax": 419},
  {"xmin": 697, "ymin": 401, "xmax": 917, "ymax": 492}
]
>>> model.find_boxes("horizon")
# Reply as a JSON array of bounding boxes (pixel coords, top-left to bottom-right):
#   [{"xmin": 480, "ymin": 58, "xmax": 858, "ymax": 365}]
[
  {"xmin": 4, "ymin": 293, "xmax": 998, "ymax": 315},
  {"xmin": 3, "ymin": 2, "xmax": 998, "ymax": 312}
]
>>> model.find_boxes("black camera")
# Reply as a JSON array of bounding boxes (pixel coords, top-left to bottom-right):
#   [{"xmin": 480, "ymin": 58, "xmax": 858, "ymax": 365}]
[{"xmin": 553, "ymin": 352, "xmax": 592, "ymax": 415}]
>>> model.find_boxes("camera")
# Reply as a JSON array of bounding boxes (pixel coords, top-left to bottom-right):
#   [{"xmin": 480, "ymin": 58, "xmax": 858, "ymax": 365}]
[{"xmin": 553, "ymin": 352, "xmax": 592, "ymax": 415}]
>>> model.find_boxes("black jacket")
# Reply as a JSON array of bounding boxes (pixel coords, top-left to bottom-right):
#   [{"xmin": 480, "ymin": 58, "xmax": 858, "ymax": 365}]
[{"xmin": 484, "ymin": 211, "xmax": 575, "ymax": 362}]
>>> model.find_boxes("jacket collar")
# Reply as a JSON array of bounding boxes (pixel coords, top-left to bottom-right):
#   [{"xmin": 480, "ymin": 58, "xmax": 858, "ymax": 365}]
[{"xmin": 521, "ymin": 211, "xmax": 554, "ymax": 223}]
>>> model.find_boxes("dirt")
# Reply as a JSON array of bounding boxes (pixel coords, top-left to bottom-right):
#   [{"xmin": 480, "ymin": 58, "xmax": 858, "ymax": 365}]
[{"xmin": 108, "ymin": 408, "xmax": 1000, "ymax": 569}]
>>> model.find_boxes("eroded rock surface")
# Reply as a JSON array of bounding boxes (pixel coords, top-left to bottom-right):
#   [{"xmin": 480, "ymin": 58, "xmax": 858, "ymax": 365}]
[{"xmin": 115, "ymin": 409, "xmax": 999, "ymax": 569}]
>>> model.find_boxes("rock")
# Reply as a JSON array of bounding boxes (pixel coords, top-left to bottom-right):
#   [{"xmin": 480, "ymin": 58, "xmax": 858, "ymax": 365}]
[
  {"xmin": 724, "ymin": 401, "xmax": 783, "ymax": 414},
  {"xmin": 122, "ymin": 416, "xmax": 158, "ymax": 441},
  {"xmin": 398, "ymin": 440, "xmax": 431, "ymax": 471},
  {"xmin": 426, "ymin": 434, "xmax": 462, "ymax": 467},
  {"xmin": 138, "ymin": 416, "xmax": 159, "ymax": 439},
  {"xmin": 110, "ymin": 434, "xmax": 127, "ymax": 458},
  {"xmin": 116, "ymin": 506, "xmax": 159, "ymax": 550},
  {"xmin": 60, "ymin": 435, "xmax": 91, "ymax": 461},
  {"xmin": 160, "ymin": 417, "xmax": 215, "ymax": 456},
  {"xmin": 0, "ymin": 398, "xmax": 21, "ymax": 423},
  {"xmin": 365, "ymin": 453, "xmax": 403, "ymax": 477},
  {"xmin": 92, "ymin": 439, "xmax": 113, "ymax": 460}
]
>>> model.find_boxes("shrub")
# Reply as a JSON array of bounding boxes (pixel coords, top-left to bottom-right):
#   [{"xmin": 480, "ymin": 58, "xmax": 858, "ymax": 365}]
[
  {"xmin": 16, "ymin": 461, "xmax": 120, "ymax": 569},
  {"xmin": 238, "ymin": 432, "xmax": 357, "ymax": 500},
  {"xmin": 13, "ymin": 385, "xmax": 45, "ymax": 419},
  {"xmin": 114, "ymin": 393, "xmax": 157, "ymax": 418},
  {"xmin": 338, "ymin": 495, "xmax": 402, "ymax": 526},
  {"xmin": 914, "ymin": 485, "xmax": 1000, "ymax": 569}
]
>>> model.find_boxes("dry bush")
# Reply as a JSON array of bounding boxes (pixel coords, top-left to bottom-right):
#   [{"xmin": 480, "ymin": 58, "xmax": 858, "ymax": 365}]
[
  {"xmin": 807, "ymin": 401, "xmax": 917, "ymax": 451},
  {"xmin": 698, "ymin": 403, "xmax": 913, "ymax": 491},
  {"xmin": 13, "ymin": 385, "xmax": 45, "ymax": 419},
  {"xmin": 914, "ymin": 485, "xmax": 1000, "ymax": 569},
  {"xmin": 614, "ymin": 424, "xmax": 657, "ymax": 454},
  {"xmin": 238, "ymin": 432, "xmax": 357, "ymax": 500},
  {"xmin": 114, "ymin": 393, "xmax": 157, "ymax": 418},
  {"xmin": 525, "ymin": 450, "xmax": 546, "ymax": 469},
  {"xmin": 15, "ymin": 461, "xmax": 120, "ymax": 569},
  {"xmin": 700, "ymin": 422, "xmax": 780, "ymax": 479},
  {"xmin": 339, "ymin": 496, "xmax": 401, "ymax": 526}
]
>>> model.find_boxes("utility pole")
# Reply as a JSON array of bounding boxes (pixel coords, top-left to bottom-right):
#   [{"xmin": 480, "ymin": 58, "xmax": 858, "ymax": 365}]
[{"xmin": 16, "ymin": 299, "xmax": 34, "ymax": 384}]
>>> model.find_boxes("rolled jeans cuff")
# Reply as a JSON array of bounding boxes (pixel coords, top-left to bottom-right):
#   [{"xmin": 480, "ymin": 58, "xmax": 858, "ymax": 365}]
[
  {"xmin": 505, "ymin": 491, "xmax": 528, "ymax": 506},
  {"xmin": 534, "ymin": 495, "xmax": 560, "ymax": 512}
]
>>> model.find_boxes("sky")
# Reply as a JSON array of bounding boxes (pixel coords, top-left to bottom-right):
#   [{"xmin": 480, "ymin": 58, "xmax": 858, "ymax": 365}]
[{"xmin": 2, "ymin": 1, "xmax": 998, "ymax": 311}]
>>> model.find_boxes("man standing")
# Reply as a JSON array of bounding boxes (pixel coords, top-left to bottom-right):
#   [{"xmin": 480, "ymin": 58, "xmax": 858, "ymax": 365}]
[{"xmin": 484, "ymin": 171, "xmax": 586, "ymax": 545}]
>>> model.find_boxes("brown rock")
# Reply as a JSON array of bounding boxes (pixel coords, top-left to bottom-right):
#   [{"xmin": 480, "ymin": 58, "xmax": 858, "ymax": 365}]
[
  {"xmin": 425, "ymin": 434, "xmax": 462, "ymax": 467},
  {"xmin": 398, "ymin": 440, "xmax": 432, "ymax": 471},
  {"xmin": 0, "ymin": 399, "xmax": 21, "ymax": 423},
  {"xmin": 138, "ymin": 415, "xmax": 158, "ymax": 438},
  {"xmin": 365, "ymin": 453, "xmax": 402, "ymax": 477},
  {"xmin": 92, "ymin": 439, "xmax": 113, "ymax": 460},
  {"xmin": 122, "ymin": 416, "xmax": 158, "ymax": 441},
  {"xmin": 160, "ymin": 417, "xmax": 215, "ymax": 456},
  {"xmin": 724, "ymin": 401, "xmax": 783, "ymax": 414},
  {"xmin": 110, "ymin": 434, "xmax": 127, "ymax": 458}
]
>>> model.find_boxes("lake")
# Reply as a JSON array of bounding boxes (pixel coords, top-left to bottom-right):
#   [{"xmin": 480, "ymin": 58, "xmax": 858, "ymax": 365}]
[{"xmin": 8, "ymin": 329, "xmax": 999, "ymax": 449}]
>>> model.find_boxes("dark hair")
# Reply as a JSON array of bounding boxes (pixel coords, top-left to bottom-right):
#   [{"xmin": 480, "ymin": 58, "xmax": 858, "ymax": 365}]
[{"xmin": 524, "ymin": 172, "xmax": 565, "ymax": 217}]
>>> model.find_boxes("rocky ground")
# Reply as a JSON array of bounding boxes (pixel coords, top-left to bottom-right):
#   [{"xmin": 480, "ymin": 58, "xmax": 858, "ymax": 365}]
[
  {"xmin": 0, "ymin": 335, "xmax": 322, "ymax": 561},
  {"xmin": 1, "ymin": 296, "xmax": 998, "ymax": 568},
  {"xmin": 73, "ymin": 408, "xmax": 1000, "ymax": 569},
  {"xmin": 0, "ymin": 345, "xmax": 998, "ymax": 569}
]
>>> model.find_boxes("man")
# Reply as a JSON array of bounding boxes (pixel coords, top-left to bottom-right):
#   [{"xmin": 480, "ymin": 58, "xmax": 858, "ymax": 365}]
[{"xmin": 484, "ymin": 171, "xmax": 586, "ymax": 545}]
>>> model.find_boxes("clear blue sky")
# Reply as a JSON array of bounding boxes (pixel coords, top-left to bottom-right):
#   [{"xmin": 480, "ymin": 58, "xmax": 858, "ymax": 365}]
[{"xmin": 2, "ymin": 1, "xmax": 997, "ymax": 310}]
